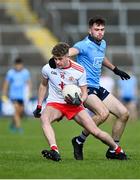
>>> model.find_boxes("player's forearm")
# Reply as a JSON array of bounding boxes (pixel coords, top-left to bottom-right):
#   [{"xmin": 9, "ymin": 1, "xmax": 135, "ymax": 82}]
[
  {"xmin": 2, "ymin": 81, "xmax": 8, "ymax": 96},
  {"xmin": 80, "ymin": 86, "xmax": 88, "ymax": 102},
  {"xmin": 37, "ymin": 83, "xmax": 47, "ymax": 105},
  {"xmin": 81, "ymin": 93, "xmax": 88, "ymax": 103},
  {"xmin": 69, "ymin": 47, "xmax": 79, "ymax": 57},
  {"xmin": 103, "ymin": 57, "xmax": 115, "ymax": 70}
]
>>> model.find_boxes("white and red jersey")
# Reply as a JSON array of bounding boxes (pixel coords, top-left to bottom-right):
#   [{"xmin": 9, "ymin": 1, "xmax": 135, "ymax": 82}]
[{"xmin": 42, "ymin": 60, "xmax": 87, "ymax": 103}]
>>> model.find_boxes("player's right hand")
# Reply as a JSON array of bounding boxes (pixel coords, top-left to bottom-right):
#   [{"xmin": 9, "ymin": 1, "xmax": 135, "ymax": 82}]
[
  {"xmin": 65, "ymin": 93, "xmax": 82, "ymax": 106},
  {"xmin": 33, "ymin": 105, "xmax": 42, "ymax": 118},
  {"xmin": 49, "ymin": 57, "xmax": 56, "ymax": 69}
]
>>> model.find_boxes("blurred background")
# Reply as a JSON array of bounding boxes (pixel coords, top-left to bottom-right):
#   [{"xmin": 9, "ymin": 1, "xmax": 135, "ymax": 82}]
[{"xmin": 0, "ymin": 0, "xmax": 140, "ymax": 117}]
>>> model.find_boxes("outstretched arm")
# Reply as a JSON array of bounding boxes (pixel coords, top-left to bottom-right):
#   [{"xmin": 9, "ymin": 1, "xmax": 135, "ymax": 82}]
[
  {"xmin": 69, "ymin": 47, "xmax": 79, "ymax": 57},
  {"xmin": 49, "ymin": 47, "xmax": 79, "ymax": 68},
  {"xmin": 103, "ymin": 57, "xmax": 130, "ymax": 80},
  {"xmin": 103, "ymin": 57, "xmax": 115, "ymax": 70}
]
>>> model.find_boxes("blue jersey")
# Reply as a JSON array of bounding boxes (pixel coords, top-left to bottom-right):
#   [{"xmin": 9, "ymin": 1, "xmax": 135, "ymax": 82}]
[
  {"xmin": 73, "ymin": 36, "xmax": 106, "ymax": 88},
  {"xmin": 5, "ymin": 68, "xmax": 31, "ymax": 100},
  {"xmin": 118, "ymin": 76, "xmax": 137, "ymax": 99}
]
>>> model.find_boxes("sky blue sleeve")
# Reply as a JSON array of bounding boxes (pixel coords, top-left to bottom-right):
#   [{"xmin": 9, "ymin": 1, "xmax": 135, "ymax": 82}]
[{"xmin": 73, "ymin": 41, "xmax": 85, "ymax": 54}]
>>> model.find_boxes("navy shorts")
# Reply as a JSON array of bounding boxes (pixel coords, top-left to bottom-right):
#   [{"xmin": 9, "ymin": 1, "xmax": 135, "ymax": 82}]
[
  {"xmin": 87, "ymin": 86, "xmax": 110, "ymax": 101},
  {"xmin": 121, "ymin": 97, "xmax": 134, "ymax": 103}
]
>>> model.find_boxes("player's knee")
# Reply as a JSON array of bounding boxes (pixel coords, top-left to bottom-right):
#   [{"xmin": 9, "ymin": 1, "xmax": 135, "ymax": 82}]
[
  {"xmin": 123, "ymin": 110, "xmax": 129, "ymax": 122},
  {"xmin": 40, "ymin": 114, "xmax": 50, "ymax": 125},
  {"xmin": 120, "ymin": 109, "xmax": 129, "ymax": 123},
  {"xmin": 100, "ymin": 109, "xmax": 109, "ymax": 124}
]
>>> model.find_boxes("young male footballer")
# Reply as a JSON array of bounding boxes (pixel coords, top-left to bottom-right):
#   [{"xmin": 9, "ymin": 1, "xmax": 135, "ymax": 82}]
[
  {"xmin": 68, "ymin": 16, "xmax": 130, "ymax": 160},
  {"xmin": 33, "ymin": 42, "xmax": 127, "ymax": 161}
]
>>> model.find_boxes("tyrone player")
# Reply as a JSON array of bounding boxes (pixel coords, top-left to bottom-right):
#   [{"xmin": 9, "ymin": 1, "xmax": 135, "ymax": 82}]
[{"xmin": 33, "ymin": 42, "xmax": 127, "ymax": 161}]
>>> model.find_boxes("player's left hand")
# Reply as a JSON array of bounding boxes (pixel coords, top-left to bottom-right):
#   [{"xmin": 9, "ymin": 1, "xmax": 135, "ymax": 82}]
[
  {"xmin": 49, "ymin": 57, "xmax": 56, "ymax": 69},
  {"xmin": 113, "ymin": 66, "xmax": 130, "ymax": 80},
  {"xmin": 1, "ymin": 95, "xmax": 8, "ymax": 102},
  {"xmin": 65, "ymin": 92, "xmax": 82, "ymax": 106}
]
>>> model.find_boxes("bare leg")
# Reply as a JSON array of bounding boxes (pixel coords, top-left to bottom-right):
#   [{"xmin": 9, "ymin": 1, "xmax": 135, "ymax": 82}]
[
  {"xmin": 126, "ymin": 102, "xmax": 138, "ymax": 121},
  {"xmin": 40, "ymin": 106, "xmax": 63, "ymax": 161},
  {"xmin": 103, "ymin": 94, "xmax": 129, "ymax": 141},
  {"xmin": 72, "ymin": 109, "xmax": 127, "ymax": 160},
  {"xmin": 13, "ymin": 102, "xmax": 24, "ymax": 128},
  {"xmin": 41, "ymin": 106, "xmax": 62, "ymax": 147},
  {"xmin": 83, "ymin": 94, "xmax": 109, "ymax": 135},
  {"xmin": 75, "ymin": 110, "xmax": 117, "ymax": 149}
]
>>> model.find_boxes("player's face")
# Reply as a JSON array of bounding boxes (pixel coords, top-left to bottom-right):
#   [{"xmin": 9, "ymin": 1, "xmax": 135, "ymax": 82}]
[
  {"xmin": 54, "ymin": 55, "xmax": 70, "ymax": 69},
  {"xmin": 14, "ymin": 63, "xmax": 23, "ymax": 71},
  {"xmin": 89, "ymin": 23, "xmax": 105, "ymax": 41}
]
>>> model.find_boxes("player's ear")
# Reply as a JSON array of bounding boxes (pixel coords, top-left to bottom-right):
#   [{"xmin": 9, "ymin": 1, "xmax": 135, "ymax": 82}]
[{"xmin": 88, "ymin": 28, "xmax": 91, "ymax": 35}]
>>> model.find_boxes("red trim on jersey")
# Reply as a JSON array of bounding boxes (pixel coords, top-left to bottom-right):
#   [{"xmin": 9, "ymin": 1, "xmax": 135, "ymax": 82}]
[
  {"xmin": 47, "ymin": 102, "xmax": 85, "ymax": 120},
  {"xmin": 71, "ymin": 61, "xmax": 84, "ymax": 72},
  {"xmin": 37, "ymin": 105, "xmax": 42, "ymax": 109}
]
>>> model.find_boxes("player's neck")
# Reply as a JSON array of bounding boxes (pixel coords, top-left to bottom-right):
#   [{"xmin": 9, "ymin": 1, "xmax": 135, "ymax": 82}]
[
  {"xmin": 63, "ymin": 60, "xmax": 71, "ymax": 69},
  {"xmin": 88, "ymin": 34, "xmax": 101, "ymax": 45}
]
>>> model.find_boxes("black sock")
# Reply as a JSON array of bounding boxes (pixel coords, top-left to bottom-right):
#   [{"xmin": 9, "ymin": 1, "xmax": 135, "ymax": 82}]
[
  {"xmin": 76, "ymin": 131, "xmax": 89, "ymax": 144},
  {"xmin": 109, "ymin": 140, "xmax": 120, "ymax": 150},
  {"xmin": 115, "ymin": 140, "xmax": 120, "ymax": 146}
]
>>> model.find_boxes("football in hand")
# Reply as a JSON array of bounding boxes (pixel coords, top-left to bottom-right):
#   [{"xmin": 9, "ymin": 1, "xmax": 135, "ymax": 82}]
[{"xmin": 62, "ymin": 84, "xmax": 82, "ymax": 99}]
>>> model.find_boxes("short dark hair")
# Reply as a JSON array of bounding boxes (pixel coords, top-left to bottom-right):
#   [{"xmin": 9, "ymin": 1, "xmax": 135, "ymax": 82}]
[
  {"xmin": 52, "ymin": 42, "xmax": 70, "ymax": 57},
  {"xmin": 88, "ymin": 16, "xmax": 106, "ymax": 27},
  {"xmin": 14, "ymin": 57, "xmax": 23, "ymax": 64}
]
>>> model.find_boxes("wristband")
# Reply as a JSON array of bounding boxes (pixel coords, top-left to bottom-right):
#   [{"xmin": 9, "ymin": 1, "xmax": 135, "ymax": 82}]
[
  {"xmin": 37, "ymin": 105, "xmax": 42, "ymax": 109},
  {"xmin": 112, "ymin": 66, "xmax": 117, "ymax": 72}
]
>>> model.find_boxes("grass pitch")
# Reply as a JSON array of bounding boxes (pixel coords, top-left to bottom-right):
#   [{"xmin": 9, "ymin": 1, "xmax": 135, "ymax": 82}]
[{"xmin": 0, "ymin": 117, "xmax": 140, "ymax": 179}]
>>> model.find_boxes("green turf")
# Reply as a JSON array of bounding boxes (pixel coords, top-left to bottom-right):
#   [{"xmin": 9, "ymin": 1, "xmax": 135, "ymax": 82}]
[{"xmin": 0, "ymin": 117, "xmax": 140, "ymax": 179}]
